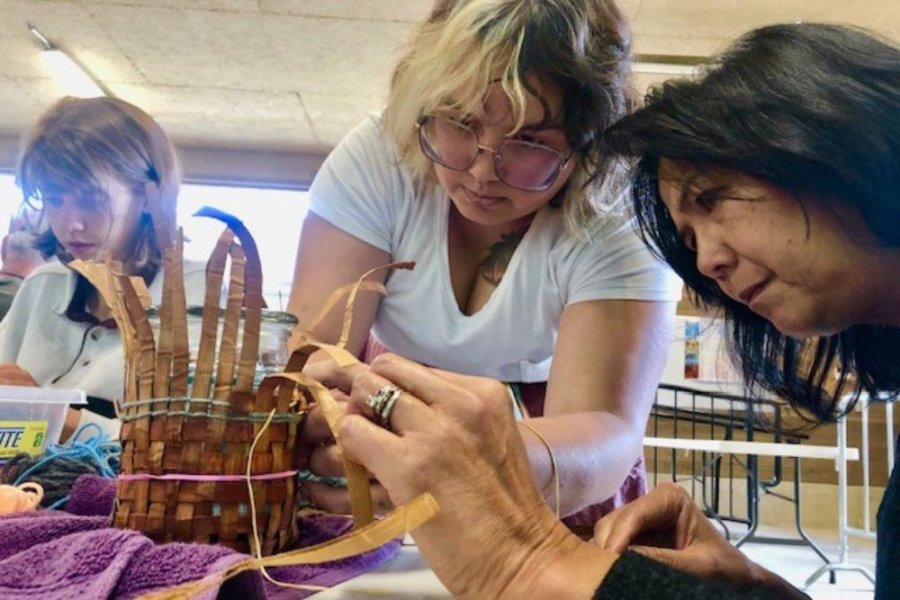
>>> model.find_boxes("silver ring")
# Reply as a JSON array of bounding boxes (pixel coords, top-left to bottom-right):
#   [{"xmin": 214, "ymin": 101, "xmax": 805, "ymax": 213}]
[{"xmin": 366, "ymin": 384, "xmax": 402, "ymax": 428}]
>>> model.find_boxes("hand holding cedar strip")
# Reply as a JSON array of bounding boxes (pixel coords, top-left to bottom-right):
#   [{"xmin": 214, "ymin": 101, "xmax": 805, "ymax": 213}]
[{"xmin": 339, "ymin": 353, "xmax": 618, "ymax": 600}]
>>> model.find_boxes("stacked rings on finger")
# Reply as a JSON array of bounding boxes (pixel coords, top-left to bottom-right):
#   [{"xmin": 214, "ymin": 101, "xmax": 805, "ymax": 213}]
[{"xmin": 366, "ymin": 384, "xmax": 403, "ymax": 428}]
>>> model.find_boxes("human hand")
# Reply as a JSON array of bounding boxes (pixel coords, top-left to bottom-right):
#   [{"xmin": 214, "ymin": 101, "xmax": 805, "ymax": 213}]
[
  {"xmin": 302, "ymin": 357, "xmax": 367, "ymax": 395},
  {"xmin": 592, "ymin": 482, "xmax": 806, "ymax": 598},
  {"xmin": 0, "ymin": 363, "xmax": 39, "ymax": 387},
  {"xmin": 338, "ymin": 354, "xmax": 616, "ymax": 600},
  {"xmin": 297, "ymin": 381, "xmax": 393, "ymax": 514}
]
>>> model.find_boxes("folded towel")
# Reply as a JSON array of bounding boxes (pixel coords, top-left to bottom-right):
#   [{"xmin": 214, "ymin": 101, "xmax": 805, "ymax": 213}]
[
  {"xmin": 65, "ymin": 475, "xmax": 116, "ymax": 518},
  {"xmin": 0, "ymin": 475, "xmax": 399, "ymax": 599}
]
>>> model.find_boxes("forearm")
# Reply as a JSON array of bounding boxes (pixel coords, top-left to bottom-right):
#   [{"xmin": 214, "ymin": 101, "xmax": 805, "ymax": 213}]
[{"xmin": 519, "ymin": 412, "xmax": 644, "ymax": 516}]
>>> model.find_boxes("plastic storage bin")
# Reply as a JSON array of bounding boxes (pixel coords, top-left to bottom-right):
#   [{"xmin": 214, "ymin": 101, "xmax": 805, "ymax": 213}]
[{"xmin": 0, "ymin": 386, "xmax": 87, "ymax": 461}]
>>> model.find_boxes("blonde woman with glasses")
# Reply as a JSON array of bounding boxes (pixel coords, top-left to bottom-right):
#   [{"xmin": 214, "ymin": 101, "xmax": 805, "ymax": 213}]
[{"xmin": 288, "ymin": 0, "xmax": 681, "ymax": 521}]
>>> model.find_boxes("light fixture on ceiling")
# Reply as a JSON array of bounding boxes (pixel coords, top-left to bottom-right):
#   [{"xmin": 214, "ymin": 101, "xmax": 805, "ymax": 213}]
[
  {"xmin": 633, "ymin": 53, "xmax": 705, "ymax": 76},
  {"xmin": 632, "ymin": 62, "xmax": 698, "ymax": 76},
  {"xmin": 28, "ymin": 22, "xmax": 108, "ymax": 98}
]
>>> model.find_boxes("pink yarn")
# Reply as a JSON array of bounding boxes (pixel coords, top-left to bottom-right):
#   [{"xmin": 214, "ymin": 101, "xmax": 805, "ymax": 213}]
[{"xmin": 117, "ymin": 470, "xmax": 296, "ymax": 483}]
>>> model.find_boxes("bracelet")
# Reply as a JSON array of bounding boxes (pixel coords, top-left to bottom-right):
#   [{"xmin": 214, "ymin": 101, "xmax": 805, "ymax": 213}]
[{"xmin": 519, "ymin": 420, "xmax": 560, "ymax": 519}]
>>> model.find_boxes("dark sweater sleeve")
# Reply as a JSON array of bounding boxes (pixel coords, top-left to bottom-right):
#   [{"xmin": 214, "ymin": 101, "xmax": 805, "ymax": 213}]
[{"xmin": 593, "ymin": 551, "xmax": 788, "ymax": 600}]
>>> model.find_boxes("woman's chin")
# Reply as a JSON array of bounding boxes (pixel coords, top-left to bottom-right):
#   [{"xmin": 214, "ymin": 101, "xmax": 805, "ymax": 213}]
[{"xmin": 769, "ymin": 313, "xmax": 844, "ymax": 340}]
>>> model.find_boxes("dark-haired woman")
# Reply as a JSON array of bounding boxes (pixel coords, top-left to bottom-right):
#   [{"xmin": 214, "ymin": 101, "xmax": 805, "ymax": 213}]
[
  {"xmin": 334, "ymin": 22, "xmax": 900, "ymax": 600},
  {"xmin": 288, "ymin": 0, "xmax": 681, "ymax": 522}
]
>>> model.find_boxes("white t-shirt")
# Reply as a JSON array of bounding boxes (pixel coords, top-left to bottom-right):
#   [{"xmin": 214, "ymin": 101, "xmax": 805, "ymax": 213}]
[{"xmin": 310, "ymin": 115, "xmax": 682, "ymax": 382}]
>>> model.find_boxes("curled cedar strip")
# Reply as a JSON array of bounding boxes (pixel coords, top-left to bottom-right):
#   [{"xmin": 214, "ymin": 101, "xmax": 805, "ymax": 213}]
[
  {"xmin": 195, "ymin": 207, "xmax": 264, "ymax": 393},
  {"xmin": 287, "ymin": 261, "xmax": 414, "ymax": 358},
  {"xmin": 338, "ymin": 262, "xmax": 414, "ymax": 349},
  {"xmin": 69, "ymin": 260, "xmax": 150, "ymax": 409},
  {"xmin": 281, "ymin": 261, "xmax": 416, "ymax": 529},
  {"xmin": 214, "ymin": 242, "xmax": 245, "ymax": 400},
  {"xmin": 133, "ymin": 492, "xmax": 439, "ymax": 600},
  {"xmin": 300, "ymin": 281, "xmax": 386, "ymax": 340},
  {"xmin": 192, "ymin": 229, "xmax": 234, "ymax": 401},
  {"xmin": 169, "ymin": 233, "xmax": 190, "ymax": 398},
  {"xmin": 115, "ymin": 274, "xmax": 157, "ymax": 403},
  {"xmin": 153, "ymin": 247, "xmax": 175, "ymax": 402}
]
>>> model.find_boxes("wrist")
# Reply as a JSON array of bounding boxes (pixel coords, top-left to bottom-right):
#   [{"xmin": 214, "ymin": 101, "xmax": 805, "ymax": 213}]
[
  {"xmin": 413, "ymin": 495, "xmax": 561, "ymax": 600},
  {"xmin": 499, "ymin": 512, "xmax": 617, "ymax": 600},
  {"xmin": 749, "ymin": 563, "xmax": 809, "ymax": 600}
]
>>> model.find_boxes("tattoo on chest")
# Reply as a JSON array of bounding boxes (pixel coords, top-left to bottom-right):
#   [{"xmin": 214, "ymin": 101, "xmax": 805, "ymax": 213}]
[{"xmin": 479, "ymin": 227, "xmax": 528, "ymax": 286}]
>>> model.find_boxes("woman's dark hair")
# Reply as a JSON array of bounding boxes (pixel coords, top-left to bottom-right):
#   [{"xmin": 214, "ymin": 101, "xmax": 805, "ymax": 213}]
[{"xmin": 603, "ymin": 23, "xmax": 900, "ymax": 422}]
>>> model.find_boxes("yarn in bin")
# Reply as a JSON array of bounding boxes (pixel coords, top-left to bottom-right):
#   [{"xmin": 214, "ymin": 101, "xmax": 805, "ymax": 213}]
[
  {"xmin": 0, "ymin": 482, "xmax": 43, "ymax": 515},
  {"xmin": 0, "ymin": 423, "xmax": 120, "ymax": 510}
]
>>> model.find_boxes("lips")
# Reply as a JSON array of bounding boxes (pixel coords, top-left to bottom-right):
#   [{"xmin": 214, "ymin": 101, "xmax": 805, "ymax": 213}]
[
  {"xmin": 65, "ymin": 242, "xmax": 98, "ymax": 258},
  {"xmin": 738, "ymin": 280, "xmax": 769, "ymax": 305},
  {"xmin": 464, "ymin": 188, "xmax": 504, "ymax": 209}
]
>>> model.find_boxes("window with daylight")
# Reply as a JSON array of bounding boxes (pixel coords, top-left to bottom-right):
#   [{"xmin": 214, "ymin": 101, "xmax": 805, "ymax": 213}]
[{"xmin": 0, "ymin": 173, "xmax": 309, "ymax": 309}]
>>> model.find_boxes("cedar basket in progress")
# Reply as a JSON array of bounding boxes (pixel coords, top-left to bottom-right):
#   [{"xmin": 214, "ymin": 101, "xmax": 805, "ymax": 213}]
[{"xmin": 75, "ymin": 206, "xmax": 308, "ymax": 555}]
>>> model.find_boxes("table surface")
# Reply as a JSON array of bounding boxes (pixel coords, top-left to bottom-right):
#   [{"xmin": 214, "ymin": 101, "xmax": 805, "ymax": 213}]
[
  {"xmin": 311, "ymin": 541, "xmax": 451, "ymax": 598},
  {"xmin": 309, "ymin": 435, "xmax": 860, "ymax": 597}
]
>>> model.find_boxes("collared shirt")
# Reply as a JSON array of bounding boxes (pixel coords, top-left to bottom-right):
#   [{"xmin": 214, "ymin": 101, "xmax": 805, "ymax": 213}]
[
  {"xmin": 0, "ymin": 273, "xmax": 24, "ymax": 322},
  {"xmin": 0, "ymin": 259, "xmax": 208, "ymax": 437}
]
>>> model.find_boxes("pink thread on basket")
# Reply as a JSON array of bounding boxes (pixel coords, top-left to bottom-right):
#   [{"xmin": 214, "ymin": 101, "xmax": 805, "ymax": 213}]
[{"xmin": 118, "ymin": 470, "xmax": 297, "ymax": 483}]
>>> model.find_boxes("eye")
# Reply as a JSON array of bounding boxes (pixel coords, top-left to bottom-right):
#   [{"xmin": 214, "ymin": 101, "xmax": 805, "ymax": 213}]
[
  {"xmin": 513, "ymin": 132, "xmax": 544, "ymax": 144},
  {"xmin": 694, "ymin": 189, "xmax": 720, "ymax": 211},
  {"xmin": 42, "ymin": 196, "xmax": 63, "ymax": 208},
  {"xmin": 681, "ymin": 229, "xmax": 697, "ymax": 252}
]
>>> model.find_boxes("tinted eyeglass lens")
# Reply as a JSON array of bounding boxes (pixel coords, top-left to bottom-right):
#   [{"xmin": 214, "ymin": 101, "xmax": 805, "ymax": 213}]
[
  {"xmin": 419, "ymin": 118, "xmax": 478, "ymax": 170},
  {"xmin": 419, "ymin": 116, "xmax": 564, "ymax": 192},
  {"xmin": 496, "ymin": 141, "xmax": 561, "ymax": 192}
]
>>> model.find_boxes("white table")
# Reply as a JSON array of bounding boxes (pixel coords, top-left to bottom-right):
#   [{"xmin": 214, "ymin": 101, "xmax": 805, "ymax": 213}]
[
  {"xmin": 311, "ymin": 541, "xmax": 451, "ymax": 598},
  {"xmin": 313, "ymin": 439, "xmax": 861, "ymax": 597}
]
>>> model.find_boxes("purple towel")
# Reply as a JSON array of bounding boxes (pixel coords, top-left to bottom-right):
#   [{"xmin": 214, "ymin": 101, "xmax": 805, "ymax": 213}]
[
  {"xmin": 0, "ymin": 475, "xmax": 400, "ymax": 599},
  {"xmin": 65, "ymin": 474, "xmax": 117, "ymax": 518}
]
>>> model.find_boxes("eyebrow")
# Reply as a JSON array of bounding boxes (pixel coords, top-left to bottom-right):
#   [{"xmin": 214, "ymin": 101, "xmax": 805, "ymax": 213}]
[
  {"xmin": 517, "ymin": 122, "xmax": 563, "ymax": 133},
  {"xmin": 675, "ymin": 170, "xmax": 703, "ymax": 211}
]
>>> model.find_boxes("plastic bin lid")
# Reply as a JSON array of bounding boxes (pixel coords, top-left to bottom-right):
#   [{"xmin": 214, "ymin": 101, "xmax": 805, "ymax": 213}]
[{"xmin": 0, "ymin": 385, "xmax": 87, "ymax": 404}]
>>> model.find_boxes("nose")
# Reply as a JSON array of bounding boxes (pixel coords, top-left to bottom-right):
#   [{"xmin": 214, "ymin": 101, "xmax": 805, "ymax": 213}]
[
  {"xmin": 467, "ymin": 136, "xmax": 502, "ymax": 184},
  {"xmin": 694, "ymin": 232, "xmax": 736, "ymax": 282},
  {"xmin": 52, "ymin": 199, "xmax": 88, "ymax": 233},
  {"xmin": 68, "ymin": 217, "xmax": 86, "ymax": 232}
]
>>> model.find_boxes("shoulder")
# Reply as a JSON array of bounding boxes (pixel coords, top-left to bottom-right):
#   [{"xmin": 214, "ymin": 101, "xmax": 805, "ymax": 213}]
[
  {"xmin": 25, "ymin": 259, "xmax": 71, "ymax": 280},
  {"xmin": 530, "ymin": 207, "xmax": 633, "ymax": 257},
  {"xmin": 18, "ymin": 260, "xmax": 74, "ymax": 296},
  {"xmin": 326, "ymin": 113, "xmax": 398, "ymax": 166},
  {"xmin": 309, "ymin": 112, "xmax": 423, "ymax": 253},
  {"xmin": 549, "ymin": 209, "xmax": 647, "ymax": 261}
]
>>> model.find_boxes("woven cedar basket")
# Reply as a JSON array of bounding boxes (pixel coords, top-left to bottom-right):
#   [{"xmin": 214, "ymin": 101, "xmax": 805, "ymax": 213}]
[{"xmin": 75, "ymin": 204, "xmax": 309, "ymax": 555}]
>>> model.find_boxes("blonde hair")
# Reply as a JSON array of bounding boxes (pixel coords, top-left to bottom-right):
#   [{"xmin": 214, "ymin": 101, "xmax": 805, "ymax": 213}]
[
  {"xmin": 384, "ymin": 0, "xmax": 633, "ymax": 234},
  {"xmin": 17, "ymin": 96, "xmax": 180, "ymax": 280}
]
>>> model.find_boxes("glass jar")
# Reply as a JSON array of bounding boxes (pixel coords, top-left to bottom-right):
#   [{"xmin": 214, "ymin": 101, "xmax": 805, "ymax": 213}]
[{"xmin": 146, "ymin": 305, "xmax": 298, "ymax": 385}]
